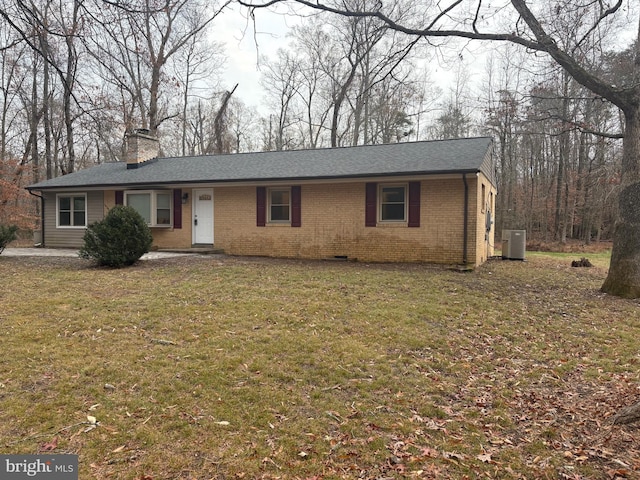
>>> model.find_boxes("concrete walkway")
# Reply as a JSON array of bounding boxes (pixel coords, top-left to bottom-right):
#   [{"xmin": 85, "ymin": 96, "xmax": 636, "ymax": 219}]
[{"xmin": 1, "ymin": 247, "xmax": 196, "ymax": 260}]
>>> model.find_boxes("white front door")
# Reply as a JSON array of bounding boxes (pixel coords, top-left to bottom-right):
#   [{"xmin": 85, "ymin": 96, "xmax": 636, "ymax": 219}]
[{"xmin": 193, "ymin": 188, "xmax": 214, "ymax": 245}]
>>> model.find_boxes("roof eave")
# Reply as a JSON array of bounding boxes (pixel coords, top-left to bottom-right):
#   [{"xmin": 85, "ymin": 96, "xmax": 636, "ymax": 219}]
[{"xmin": 25, "ymin": 168, "xmax": 484, "ymax": 192}]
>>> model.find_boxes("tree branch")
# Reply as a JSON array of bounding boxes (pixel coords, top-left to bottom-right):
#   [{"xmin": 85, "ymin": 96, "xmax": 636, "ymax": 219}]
[
  {"xmin": 509, "ymin": 0, "xmax": 629, "ymax": 110},
  {"xmin": 574, "ymin": 0, "xmax": 623, "ymax": 53},
  {"xmin": 238, "ymin": 0, "xmax": 634, "ymax": 112}
]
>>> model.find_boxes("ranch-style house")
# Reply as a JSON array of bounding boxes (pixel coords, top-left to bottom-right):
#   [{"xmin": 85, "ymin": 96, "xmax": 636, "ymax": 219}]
[{"xmin": 26, "ymin": 132, "xmax": 497, "ymax": 266}]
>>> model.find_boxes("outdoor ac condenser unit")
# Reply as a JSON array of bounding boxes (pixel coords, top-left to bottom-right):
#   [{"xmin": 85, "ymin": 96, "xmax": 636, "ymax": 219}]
[{"xmin": 502, "ymin": 230, "xmax": 526, "ymax": 260}]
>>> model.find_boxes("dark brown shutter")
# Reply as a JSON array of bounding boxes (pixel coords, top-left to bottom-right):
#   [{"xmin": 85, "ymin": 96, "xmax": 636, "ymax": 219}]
[
  {"xmin": 408, "ymin": 181, "xmax": 421, "ymax": 227},
  {"xmin": 173, "ymin": 189, "xmax": 182, "ymax": 229},
  {"xmin": 115, "ymin": 190, "xmax": 124, "ymax": 205},
  {"xmin": 365, "ymin": 182, "xmax": 377, "ymax": 227},
  {"xmin": 291, "ymin": 185, "xmax": 301, "ymax": 227},
  {"xmin": 256, "ymin": 186, "xmax": 266, "ymax": 227}
]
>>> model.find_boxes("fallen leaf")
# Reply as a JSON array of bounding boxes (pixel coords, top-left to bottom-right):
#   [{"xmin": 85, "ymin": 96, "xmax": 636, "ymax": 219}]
[
  {"xmin": 421, "ymin": 447, "xmax": 439, "ymax": 458},
  {"xmin": 477, "ymin": 453, "xmax": 493, "ymax": 463},
  {"xmin": 607, "ymin": 469, "xmax": 629, "ymax": 478},
  {"xmin": 112, "ymin": 445, "xmax": 126, "ymax": 453},
  {"xmin": 87, "ymin": 415, "xmax": 97, "ymax": 424},
  {"xmin": 443, "ymin": 451, "xmax": 465, "ymax": 461},
  {"xmin": 40, "ymin": 437, "xmax": 58, "ymax": 452},
  {"xmin": 214, "ymin": 421, "xmax": 230, "ymax": 426}
]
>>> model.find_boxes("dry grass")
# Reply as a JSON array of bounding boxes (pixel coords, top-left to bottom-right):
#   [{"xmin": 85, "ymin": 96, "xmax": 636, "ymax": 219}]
[{"xmin": 0, "ymin": 253, "xmax": 638, "ymax": 479}]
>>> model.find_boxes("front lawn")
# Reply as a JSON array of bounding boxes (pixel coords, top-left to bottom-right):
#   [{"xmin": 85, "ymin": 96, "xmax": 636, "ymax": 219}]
[{"xmin": 0, "ymin": 254, "xmax": 638, "ymax": 479}]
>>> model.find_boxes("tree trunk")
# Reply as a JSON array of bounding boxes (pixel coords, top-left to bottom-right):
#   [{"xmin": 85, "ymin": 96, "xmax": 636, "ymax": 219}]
[
  {"xmin": 149, "ymin": 64, "xmax": 161, "ymax": 135},
  {"xmin": 61, "ymin": 2, "xmax": 79, "ymax": 175},
  {"xmin": 43, "ymin": 48, "xmax": 52, "ymax": 179},
  {"xmin": 181, "ymin": 66, "xmax": 190, "ymax": 156},
  {"xmin": 555, "ymin": 79, "xmax": 570, "ymax": 242},
  {"xmin": 331, "ymin": 79, "xmax": 352, "ymax": 148},
  {"xmin": 613, "ymin": 400, "xmax": 640, "ymax": 425},
  {"xmin": 601, "ymin": 107, "xmax": 640, "ymax": 297},
  {"xmin": 213, "ymin": 84, "xmax": 238, "ymax": 154},
  {"xmin": 30, "ymin": 50, "xmax": 39, "ymax": 184}
]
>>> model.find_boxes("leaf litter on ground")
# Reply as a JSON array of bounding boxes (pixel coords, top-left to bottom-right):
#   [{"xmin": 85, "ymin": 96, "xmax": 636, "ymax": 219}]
[{"xmin": 0, "ymin": 252, "xmax": 637, "ymax": 479}]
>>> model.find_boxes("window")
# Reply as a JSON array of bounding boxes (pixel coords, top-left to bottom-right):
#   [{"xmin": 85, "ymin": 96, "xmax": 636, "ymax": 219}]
[
  {"xmin": 125, "ymin": 190, "xmax": 172, "ymax": 227},
  {"xmin": 156, "ymin": 193, "xmax": 171, "ymax": 225},
  {"xmin": 57, "ymin": 194, "xmax": 87, "ymax": 227},
  {"xmin": 269, "ymin": 188, "xmax": 291, "ymax": 223},
  {"xmin": 366, "ymin": 182, "xmax": 419, "ymax": 227},
  {"xmin": 379, "ymin": 185, "xmax": 407, "ymax": 222},
  {"xmin": 257, "ymin": 186, "xmax": 301, "ymax": 227}
]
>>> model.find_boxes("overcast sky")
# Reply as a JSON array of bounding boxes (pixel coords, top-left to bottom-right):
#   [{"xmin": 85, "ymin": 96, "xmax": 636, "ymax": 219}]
[{"xmin": 214, "ymin": 3, "xmax": 303, "ymax": 110}]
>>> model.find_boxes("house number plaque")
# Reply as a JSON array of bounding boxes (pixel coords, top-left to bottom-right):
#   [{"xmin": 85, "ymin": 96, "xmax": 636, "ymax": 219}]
[{"xmin": 199, "ymin": 194, "xmax": 212, "ymax": 201}]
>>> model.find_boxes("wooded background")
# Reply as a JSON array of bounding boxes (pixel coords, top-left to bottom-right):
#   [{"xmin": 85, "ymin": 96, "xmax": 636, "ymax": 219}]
[{"xmin": 0, "ymin": 0, "xmax": 630, "ymax": 246}]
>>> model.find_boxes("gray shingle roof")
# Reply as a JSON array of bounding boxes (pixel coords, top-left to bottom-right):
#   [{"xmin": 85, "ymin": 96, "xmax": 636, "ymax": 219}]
[{"xmin": 27, "ymin": 137, "xmax": 493, "ymax": 191}]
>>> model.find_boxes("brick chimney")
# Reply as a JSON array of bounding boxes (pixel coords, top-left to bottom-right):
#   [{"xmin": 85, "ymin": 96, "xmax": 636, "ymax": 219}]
[{"xmin": 126, "ymin": 129, "xmax": 159, "ymax": 169}]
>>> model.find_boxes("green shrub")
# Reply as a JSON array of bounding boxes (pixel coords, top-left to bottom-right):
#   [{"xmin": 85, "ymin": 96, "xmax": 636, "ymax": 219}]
[
  {"xmin": 0, "ymin": 225, "xmax": 18, "ymax": 254},
  {"xmin": 80, "ymin": 205, "xmax": 153, "ymax": 267}
]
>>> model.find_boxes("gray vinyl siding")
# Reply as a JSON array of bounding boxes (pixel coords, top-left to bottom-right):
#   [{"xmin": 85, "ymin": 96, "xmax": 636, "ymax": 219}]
[
  {"xmin": 43, "ymin": 191, "xmax": 104, "ymax": 248},
  {"xmin": 479, "ymin": 146, "xmax": 497, "ymax": 188}
]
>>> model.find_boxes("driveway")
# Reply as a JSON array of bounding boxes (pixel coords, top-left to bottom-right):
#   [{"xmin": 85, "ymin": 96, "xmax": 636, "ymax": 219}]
[{"xmin": 1, "ymin": 248, "xmax": 196, "ymax": 260}]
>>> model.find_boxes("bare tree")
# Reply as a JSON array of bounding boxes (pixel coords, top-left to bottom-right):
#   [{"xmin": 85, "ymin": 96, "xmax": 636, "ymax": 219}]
[
  {"xmin": 289, "ymin": 22, "xmax": 333, "ymax": 148},
  {"xmin": 213, "ymin": 83, "xmax": 238, "ymax": 154},
  {"xmin": 170, "ymin": 30, "xmax": 224, "ymax": 156},
  {"xmin": 260, "ymin": 49, "xmax": 300, "ymax": 150},
  {"xmin": 87, "ymin": 0, "xmax": 229, "ymax": 136},
  {"xmin": 433, "ymin": 63, "xmax": 472, "ymax": 139},
  {"xmin": 6, "ymin": 0, "xmax": 85, "ymax": 175},
  {"xmin": 226, "ymin": 97, "xmax": 260, "ymax": 152},
  {"xmin": 261, "ymin": 6, "xmax": 423, "ymax": 149}
]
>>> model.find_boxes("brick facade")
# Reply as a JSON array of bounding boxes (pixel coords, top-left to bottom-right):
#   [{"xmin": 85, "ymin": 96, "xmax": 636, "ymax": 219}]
[{"xmin": 100, "ymin": 174, "xmax": 494, "ymax": 265}]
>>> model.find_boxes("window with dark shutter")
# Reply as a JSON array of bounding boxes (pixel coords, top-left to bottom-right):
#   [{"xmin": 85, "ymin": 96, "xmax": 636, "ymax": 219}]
[
  {"xmin": 408, "ymin": 181, "xmax": 420, "ymax": 227},
  {"xmin": 115, "ymin": 191, "xmax": 123, "ymax": 205},
  {"xmin": 256, "ymin": 186, "xmax": 266, "ymax": 227},
  {"xmin": 365, "ymin": 182, "xmax": 377, "ymax": 227},
  {"xmin": 124, "ymin": 190, "xmax": 173, "ymax": 227}
]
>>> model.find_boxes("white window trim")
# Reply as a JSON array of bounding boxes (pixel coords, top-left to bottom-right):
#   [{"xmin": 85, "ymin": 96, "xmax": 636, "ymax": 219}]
[
  {"xmin": 268, "ymin": 187, "xmax": 291, "ymax": 224},
  {"xmin": 56, "ymin": 193, "xmax": 87, "ymax": 229},
  {"xmin": 378, "ymin": 183, "xmax": 408, "ymax": 223},
  {"xmin": 124, "ymin": 190, "xmax": 173, "ymax": 228}
]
